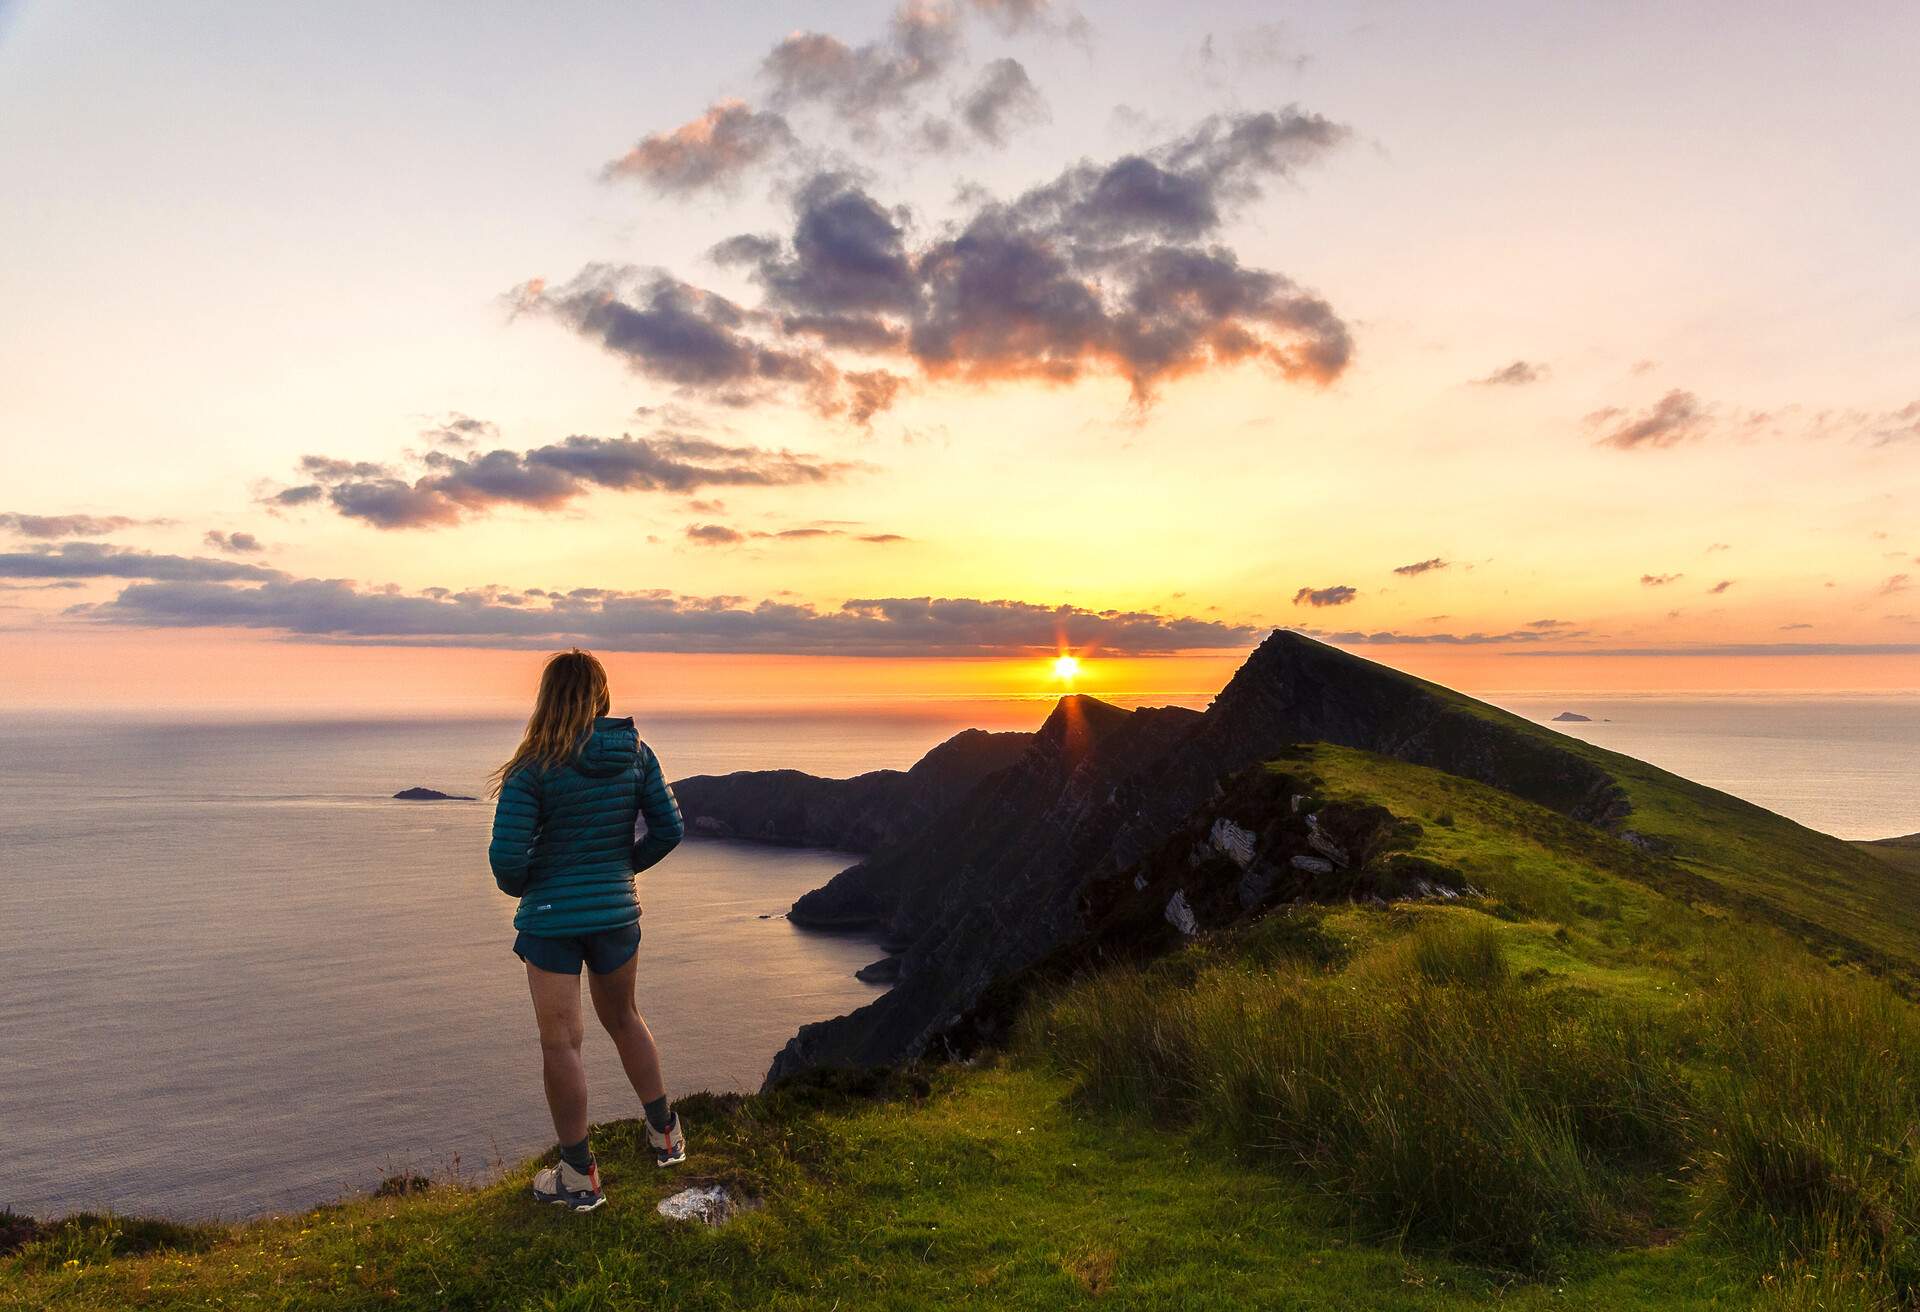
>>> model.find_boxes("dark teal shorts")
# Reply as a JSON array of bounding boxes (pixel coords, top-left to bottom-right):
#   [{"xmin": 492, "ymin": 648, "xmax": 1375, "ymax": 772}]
[{"xmin": 513, "ymin": 922, "xmax": 641, "ymax": 976}]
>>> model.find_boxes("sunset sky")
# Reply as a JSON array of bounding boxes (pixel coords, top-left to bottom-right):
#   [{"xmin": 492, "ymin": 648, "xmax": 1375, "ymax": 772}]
[{"xmin": 3, "ymin": 0, "xmax": 1917, "ymax": 712}]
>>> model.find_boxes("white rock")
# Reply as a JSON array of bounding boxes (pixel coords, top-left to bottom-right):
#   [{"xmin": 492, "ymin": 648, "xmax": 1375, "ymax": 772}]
[
  {"xmin": 1165, "ymin": 889, "xmax": 1199, "ymax": 936},
  {"xmin": 657, "ymin": 1184, "xmax": 742, "ymax": 1225},
  {"xmin": 1209, "ymin": 817, "xmax": 1258, "ymax": 869}
]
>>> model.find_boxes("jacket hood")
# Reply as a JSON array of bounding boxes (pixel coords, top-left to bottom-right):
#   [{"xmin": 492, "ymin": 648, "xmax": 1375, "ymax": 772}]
[{"xmin": 573, "ymin": 716, "xmax": 639, "ymax": 778}]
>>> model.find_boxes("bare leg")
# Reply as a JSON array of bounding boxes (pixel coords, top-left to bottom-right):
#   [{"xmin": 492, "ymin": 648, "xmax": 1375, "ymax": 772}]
[
  {"xmin": 526, "ymin": 963, "xmax": 588, "ymax": 1144},
  {"xmin": 587, "ymin": 953, "xmax": 666, "ymax": 1105}
]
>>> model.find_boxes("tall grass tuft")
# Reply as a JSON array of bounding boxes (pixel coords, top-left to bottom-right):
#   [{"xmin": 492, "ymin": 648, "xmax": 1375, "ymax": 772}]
[{"xmin": 1024, "ymin": 911, "xmax": 1687, "ymax": 1267}]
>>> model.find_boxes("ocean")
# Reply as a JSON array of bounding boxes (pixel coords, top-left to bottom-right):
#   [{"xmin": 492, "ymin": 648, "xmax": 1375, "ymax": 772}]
[{"xmin": 1, "ymin": 693, "xmax": 1915, "ymax": 1221}]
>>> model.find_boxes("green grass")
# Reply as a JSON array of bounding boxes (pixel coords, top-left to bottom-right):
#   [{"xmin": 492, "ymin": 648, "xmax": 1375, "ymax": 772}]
[{"xmin": 0, "ymin": 1064, "xmax": 1756, "ymax": 1311}]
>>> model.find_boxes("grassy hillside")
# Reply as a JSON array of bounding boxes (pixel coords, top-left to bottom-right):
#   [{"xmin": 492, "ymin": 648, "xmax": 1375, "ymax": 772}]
[
  {"xmin": 1366, "ymin": 658, "xmax": 1920, "ymax": 979},
  {"xmin": 7, "ymin": 745, "xmax": 1917, "ymax": 1310}
]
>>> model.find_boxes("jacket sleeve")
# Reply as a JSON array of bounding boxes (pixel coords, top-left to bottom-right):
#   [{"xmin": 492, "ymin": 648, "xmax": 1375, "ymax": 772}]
[
  {"xmin": 630, "ymin": 742, "xmax": 685, "ymax": 874},
  {"xmin": 488, "ymin": 768, "xmax": 542, "ymax": 897}
]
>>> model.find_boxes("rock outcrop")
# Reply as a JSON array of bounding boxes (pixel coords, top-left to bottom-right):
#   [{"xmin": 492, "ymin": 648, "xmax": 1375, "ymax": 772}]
[
  {"xmin": 392, "ymin": 787, "xmax": 476, "ymax": 801},
  {"xmin": 764, "ymin": 630, "xmax": 1635, "ymax": 1087},
  {"xmin": 672, "ymin": 728, "xmax": 1029, "ymax": 855}
]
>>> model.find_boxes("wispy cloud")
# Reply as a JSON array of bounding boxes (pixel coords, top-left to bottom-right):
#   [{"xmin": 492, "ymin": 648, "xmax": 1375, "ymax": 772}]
[
  {"xmin": 0, "ymin": 542, "xmax": 283, "ymax": 583},
  {"xmin": 1640, "ymin": 572, "xmax": 1683, "ymax": 586},
  {"xmin": 1589, "ymin": 389, "xmax": 1712, "ymax": 451},
  {"xmin": 1392, "ymin": 557, "xmax": 1448, "ymax": 576},
  {"xmin": 1, "ymin": 512, "xmax": 165, "ymax": 539},
  {"xmin": 1470, "ymin": 360, "xmax": 1547, "ymax": 387},
  {"xmin": 957, "ymin": 57, "xmax": 1048, "ymax": 146}
]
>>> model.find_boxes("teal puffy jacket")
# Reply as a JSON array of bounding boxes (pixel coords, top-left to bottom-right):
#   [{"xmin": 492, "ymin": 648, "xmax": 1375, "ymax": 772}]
[{"xmin": 488, "ymin": 716, "xmax": 684, "ymax": 936}]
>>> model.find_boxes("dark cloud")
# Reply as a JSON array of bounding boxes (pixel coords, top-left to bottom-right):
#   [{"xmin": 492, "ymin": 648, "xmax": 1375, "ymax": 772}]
[
  {"xmin": 959, "ymin": 58, "xmax": 1047, "ymax": 146},
  {"xmin": 81, "ymin": 576, "xmax": 1257, "ymax": 657},
  {"xmin": 1292, "ymin": 585, "xmax": 1356, "ymax": 607},
  {"xmin": 1708, "ymin": 579, "xmax": 1735, "ymax": 594},
  {"xmin": 529, "ymin": 107, "xmax": 1351, "ymax": 415},
  {"xmin": 1392, "ymin": 557, "xmax": 1448, "ymax": 576},
  {"xmin": 602, "ymin": 100, "xmax": 796, "ymax": 194},
  {"xmin": 1526, "ymin": 618, "xmax": 1574, "ymax": 629},
  {"xmin": 204, "ymin": 530, "xmax": 263, "ymax": 554},
  {"xmin": 510, "ymin": 266, "xmax": 901, "ymax": 422},
  {"xmin": 1589, "ymin": 389, "xmax": 1711, "ymax": 450},
  {"xmin": 1471, "ymin": 360, "xmax": 1547, "ymax": 387},
  {"xmin": 0, "ymin": 512, "xmax": 156, "ymax": 539},
  {"xmin": 0, "ymin": 542, "xmax": 283, "ymax": 583},
  {"xmin": 268, "ymin": 485, "xmax": 325, "ymax": 509},
  {"xmin": 1640, "ymin": 573, "xmax": 1683, "ymax": 587},
  {"xmin": 278, "ymin": 431, "xmax": 863, "ymax": 530}
]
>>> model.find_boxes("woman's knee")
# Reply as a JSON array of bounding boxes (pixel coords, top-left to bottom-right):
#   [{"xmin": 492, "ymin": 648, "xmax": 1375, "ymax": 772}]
[{"xmin": 538, "ymin": 1021, "xmax": 584, "ymax": 1055}]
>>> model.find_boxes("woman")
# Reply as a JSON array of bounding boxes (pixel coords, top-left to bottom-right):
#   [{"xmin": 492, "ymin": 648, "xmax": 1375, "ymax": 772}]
[{"xmin": 487, "ymin": 649, "xmax": 687, "ymax": 1213}]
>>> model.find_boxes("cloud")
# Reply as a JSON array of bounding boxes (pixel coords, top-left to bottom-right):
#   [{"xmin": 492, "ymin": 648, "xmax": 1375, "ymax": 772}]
[
  {"xmin": 1589, "ymin": 389, "xmax": 1711, "ymax": 450},
  {"xmin": 967, "ymin": 0, "xmax": 1075, "ymax": 36},
  {"xmin": 1292, "ymin": 584, "xmax": 1356, "ymax": 607},
  {"xmin": 762, "ymin": 2, "xmax": 965, "ymax": 127},
  {"xmin": 274, "ymin": 430, "xmax": 864, "ymax": 530},
  {"xmin": 602, "ymin": 100, "xmax": 797, "ymax": 194},
  {"xmin": 420, "ymin": 414, "xmax": 499, "ymax": 449},
  {"xmin": 510, "ymin": 265, "xmax": 906, "ymax": 422},
  {"xmin": 0, "ymin": 542, "xmax": 283, "ymax": 583},
  {"xmin": 1640, "ymin": 573, "xmax": 1683, "ymax": 586},
  {"xmin": 537, "ymin": 108, "xmax": 1353, "ymax": 414},
  {"xmin": 1471, "ymin": 360, "xmax": 1547, "ymax": 387},
  {"xmin": 1708, "ymin": 579, "xmax": 1735, "ymax": 594},
  {"xmin": 958, "ymin": 58, "xmax": 1048, "ymax": 146},
  {"xmin": 80, "ymin": 577, "xmax": 1258, "ymax": 657},
  {"xmin": 1882, "ymin": 574, "xmax": 1912, "ymax": 596},
  {"xmin": 686, "ymin": 523, "xmax": 746, "ymax": 546},
  {"xmin": 1779, "ymin": 622, "xmax": 1813, "ymax": 631},
  {"xmin": 1392, "ymin": 557, "xmax": 1448, "ymax": 576},
  {"xmin": 685, "ymin": 521, "xmax": 912, "ymax": 547},
  {"xmin": 0, "ymin": 512, "xmax": 158, "ymax": 539},
  {"xmin": 1315, "ymin": 626, "xmax": 1583, "ymax": 646},
  {"xmin": 204, "ymin": 530, "xmax": 263, "ymax": 554}
]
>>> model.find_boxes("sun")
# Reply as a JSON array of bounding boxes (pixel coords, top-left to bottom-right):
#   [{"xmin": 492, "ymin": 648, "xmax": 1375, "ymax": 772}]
[{"xmin": 1051, "ymin": 654, "xmax": 1081, "ymax": 681}]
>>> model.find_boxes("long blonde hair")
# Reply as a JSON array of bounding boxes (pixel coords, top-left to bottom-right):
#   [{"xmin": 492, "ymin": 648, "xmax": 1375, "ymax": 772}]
[{"xmin": 490, "ymin": 649, "xmax": 611, "ymax": 795}]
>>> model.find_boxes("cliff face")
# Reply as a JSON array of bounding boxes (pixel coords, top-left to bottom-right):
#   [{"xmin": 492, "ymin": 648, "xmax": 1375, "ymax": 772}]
[
  {"xmin": 672, "ymin": 728, "xmax": 1030, "ymax": 854},
  {"xmin": 764, "ymin": 630, "xmax": 1636, "ymax": 1087}
]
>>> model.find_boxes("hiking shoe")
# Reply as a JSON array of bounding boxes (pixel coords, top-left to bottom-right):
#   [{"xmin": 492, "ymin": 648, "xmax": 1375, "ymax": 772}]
[
  {"xmin": 532, "ymin": 1159, "xmax": 605, "ymax": 1212},
  {"xmin": 649, "ymin": 1111, "xmax": 687, "ymax": 1167}
]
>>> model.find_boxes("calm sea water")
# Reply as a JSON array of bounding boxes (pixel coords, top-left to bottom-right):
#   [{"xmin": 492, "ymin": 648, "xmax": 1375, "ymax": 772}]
[{"xmin": 0, "ymin": 694, "xmax": 1914, "ymax": 1221}]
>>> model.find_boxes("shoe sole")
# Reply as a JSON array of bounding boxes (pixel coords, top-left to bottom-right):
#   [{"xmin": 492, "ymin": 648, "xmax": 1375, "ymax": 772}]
[
  {"xmin": 655, "ymin": 1152, "xmax": 686, "ymax": 1168},
  {"xmin": 535, "ymin": 1192, "xmax": 607, "ymax": 1212}
]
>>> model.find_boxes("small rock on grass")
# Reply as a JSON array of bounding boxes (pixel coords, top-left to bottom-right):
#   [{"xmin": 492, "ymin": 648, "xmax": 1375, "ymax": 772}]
[{"xmin": 657, "ymin": 1184, "xmax": 753, "ymax": 1226}]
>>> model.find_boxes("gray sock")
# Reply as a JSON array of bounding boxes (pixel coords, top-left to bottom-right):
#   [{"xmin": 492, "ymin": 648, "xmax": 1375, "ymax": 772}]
[
  {"xmin": 644, "ymin": 1096, "xmax": 672, "ymax": 1134},
  {"xmin": 559, "ymin": 1135, "xmax": 592, "ymax": 1173}
]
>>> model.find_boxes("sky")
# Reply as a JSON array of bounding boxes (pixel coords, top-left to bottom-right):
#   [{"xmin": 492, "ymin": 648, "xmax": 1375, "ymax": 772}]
[{"xmin": 2, "ymin": 0, "xmax": 1917, "ymax": 713}]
